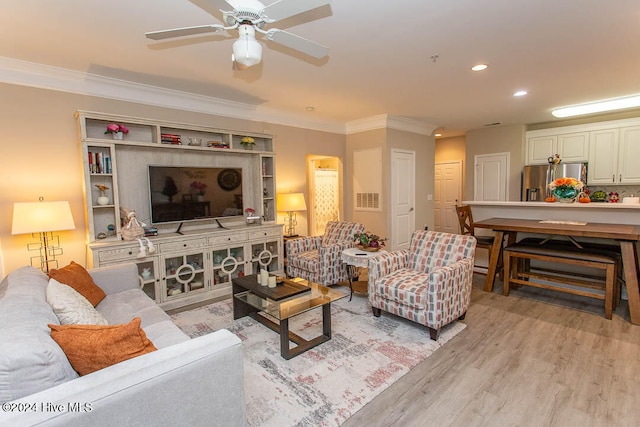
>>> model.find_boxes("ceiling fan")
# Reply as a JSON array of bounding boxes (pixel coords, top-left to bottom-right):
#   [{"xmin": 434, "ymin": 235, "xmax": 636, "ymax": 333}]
[{"xmin": 145, "ymin": 0, "xmax": 330, "ymax": 68}]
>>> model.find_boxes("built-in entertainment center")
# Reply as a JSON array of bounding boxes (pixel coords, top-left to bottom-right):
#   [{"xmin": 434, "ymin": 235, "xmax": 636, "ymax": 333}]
[{"xmin": 76, "ymin": 111, "xmax": 282, "ymax": 310}]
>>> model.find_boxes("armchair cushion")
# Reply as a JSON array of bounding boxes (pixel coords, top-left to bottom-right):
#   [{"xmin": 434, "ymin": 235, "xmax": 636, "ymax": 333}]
[
  {"xmin": 374, "ymin": 268, "xmax": 429, "ymax": 310},
  {"xmin": 321, "ymin": 221, "xmax": 364, "ymax": 247}
]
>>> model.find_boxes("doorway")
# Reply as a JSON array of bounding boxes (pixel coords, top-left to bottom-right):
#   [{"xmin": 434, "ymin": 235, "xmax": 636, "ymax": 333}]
[
  {"xmin": 434, "ymin": 161, "xmax": 463, "ymax": 233},
  {"xmin": 307, "ymin": 156, "xmax": 343, "ymax": 236}
]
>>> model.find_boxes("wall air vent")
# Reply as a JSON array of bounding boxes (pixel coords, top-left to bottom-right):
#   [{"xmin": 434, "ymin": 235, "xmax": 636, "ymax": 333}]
[{"xmin": 356, "ymin": 192, "xmax": 380, "ymax": 210}]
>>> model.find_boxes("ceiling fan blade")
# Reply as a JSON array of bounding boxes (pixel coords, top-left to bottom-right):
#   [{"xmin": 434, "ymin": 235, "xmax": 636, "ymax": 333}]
[
  {"xmin": 261, "ymin": 0, "xmax": 331, "ymax": 23},
  {"xmin": 145, "ymin": 24, "xmax": 225, "ymax": 40},
  {"xmin": 265, "ymin": 29, "xmax": 328, "ymax": 58},
  {"xmin": 188, "ymin": 0, "xmax": 235, "ymax": 18}
]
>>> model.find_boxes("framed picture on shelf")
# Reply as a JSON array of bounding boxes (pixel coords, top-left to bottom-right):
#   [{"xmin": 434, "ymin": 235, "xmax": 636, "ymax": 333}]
[{"xmin": 183, "ymin": 194, "xmax": 193, "ymax": 202}]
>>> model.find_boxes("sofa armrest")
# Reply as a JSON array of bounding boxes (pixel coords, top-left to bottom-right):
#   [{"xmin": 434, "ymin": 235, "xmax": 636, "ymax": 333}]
[
  {"xmin": 286, "ymin": 236, "xmax": 322, "ymax": 256},
  {"xmin": 368, "ymin": 250, "xmax": 409, "ymax": 285},
  {"xmin": 0, "ymin": 329, "xmax": 246, "ymax": 427},
  {"xmin": 90, "ymin": 263, "xmax": 139, "ymax": 295}
]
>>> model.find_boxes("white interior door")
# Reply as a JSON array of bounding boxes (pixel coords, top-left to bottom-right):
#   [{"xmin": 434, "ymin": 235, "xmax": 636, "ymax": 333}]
[
  {"xmin": 434, "ymin": 161, "xmax": 462, "ymax": 233},
  {"xmin": 391, "ymin": 149, "xmax": 415, "ymax": 251},
  {"xmin": 474, "ymin": 152, "xmax": 509, "ymax": 201}
]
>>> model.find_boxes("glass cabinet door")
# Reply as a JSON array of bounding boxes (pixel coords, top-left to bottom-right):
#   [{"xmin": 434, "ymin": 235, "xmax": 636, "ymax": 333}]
[
  {"xmin": 250, "ymin": 240, "xmax": 280, "ymax": 273},
  {"xmin": 211, "ymin": 245, "xmax": 246, "ymax": 286},
  {"xmin": 136, "ymin": 259, "xmax": 159, "ymax": 302},
  {"xmin": 163, "ymin": 251, "xmax": 206, "ymax": 299}
]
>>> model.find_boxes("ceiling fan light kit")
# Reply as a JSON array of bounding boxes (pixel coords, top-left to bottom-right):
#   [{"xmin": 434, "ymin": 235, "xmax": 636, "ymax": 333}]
[
  {"xmin": 145, "ymin": 0, "xmax": 330, "ymax": 68},
  {"xmin": 232, "ymin": 24, "xmax": 262, "ymax": 66}
]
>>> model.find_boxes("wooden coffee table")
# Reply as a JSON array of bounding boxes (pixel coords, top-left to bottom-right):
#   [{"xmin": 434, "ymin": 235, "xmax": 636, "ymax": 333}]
[{"xmin": 232, "ymin": 275, "xmax": 347, "ymax": 359}]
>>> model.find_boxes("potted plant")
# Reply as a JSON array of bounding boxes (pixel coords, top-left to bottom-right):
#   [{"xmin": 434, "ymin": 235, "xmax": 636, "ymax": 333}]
[
  {"xmin": 353, "ymin": 231, "xmax": 387, "ymax": 252},
  {"xmin": 105, "ymin": 123, "xmax": 129, "ymax": 140},
  {"xmin": 240, "ymin": 136, "xmax": 255, "ymax": 150}
]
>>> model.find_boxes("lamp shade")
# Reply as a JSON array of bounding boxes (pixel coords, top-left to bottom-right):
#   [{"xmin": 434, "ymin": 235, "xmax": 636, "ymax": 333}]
[
  {"xmin": 12, "ymin": 201, "xmax": 76, "ymax": 235},
  {"xmin": 276, "ymin": 193, "xmax": 307, "ymax": 212}
]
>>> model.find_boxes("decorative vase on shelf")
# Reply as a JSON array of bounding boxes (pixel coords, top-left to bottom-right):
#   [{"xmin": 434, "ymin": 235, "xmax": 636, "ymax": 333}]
[
  {"xmin": 197, "ymin": 194, "xmax": 205, "ymax": 202},
  {"xmin": 553, "ymin": 187, "xmax": 577, "ymax": 203},
  {"xmin": 96, "ymin": 190, "xmax": 109, "ymax": 206},
  {"xmin": 112, "ymin": 131, "xmax": 124, "ymax": 140}
]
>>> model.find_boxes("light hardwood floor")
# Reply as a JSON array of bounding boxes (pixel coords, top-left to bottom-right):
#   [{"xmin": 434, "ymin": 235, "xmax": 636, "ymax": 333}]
[{"xmin": 342, "ymin": 275, "xmax": 640, "ymax": 427}]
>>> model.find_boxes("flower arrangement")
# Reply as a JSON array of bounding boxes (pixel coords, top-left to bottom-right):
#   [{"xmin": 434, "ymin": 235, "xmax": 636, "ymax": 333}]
[
  {"xmin": 354, "ymin": 231, "xmax": 387, "ymax": 251},
  {"xmin": 244, "ymin": 208, "xmax": 255, "ymax": 215},
  {"xmin": 104, "ymin": 123, "xmax": 129, "ymax": 135},
  {"xmin": 548, "ymin": 177, "xmax": 584, "ymax": 192},
  {"xmin": 548, "ymin": 177, "xmax": 584, "ymax": 202},
  {"xmin": 240, "ymin": 136, "xmax": 255, "ymax": 146},
  {"xmin": 190, "ymin": 181, "xmax": 207, "ymax": 195}
]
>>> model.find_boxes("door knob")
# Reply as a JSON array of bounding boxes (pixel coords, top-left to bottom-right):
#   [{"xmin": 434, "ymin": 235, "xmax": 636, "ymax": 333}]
[{"xmin": 409, "ymin": 207, "xmax": 414, "ymax": 212}]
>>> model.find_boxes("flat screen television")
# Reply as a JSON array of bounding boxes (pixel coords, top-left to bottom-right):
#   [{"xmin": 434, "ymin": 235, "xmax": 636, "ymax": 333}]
[{"xmin": 148, "ymin": 165, "xmax": 243, "ymax": 225}]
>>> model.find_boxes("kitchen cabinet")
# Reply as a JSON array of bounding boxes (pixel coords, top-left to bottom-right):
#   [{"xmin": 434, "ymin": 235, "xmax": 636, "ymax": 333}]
[
  {"xmin": 526, "ymin": 132, "xmax": 589, "ymax": 165},
  {"xmin": 588, "ymin": 126, "xmax": 640, "ymax": 185}
]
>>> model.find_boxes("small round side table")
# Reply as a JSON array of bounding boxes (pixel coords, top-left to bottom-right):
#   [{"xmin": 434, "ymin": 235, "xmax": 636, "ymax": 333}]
[{"xmin": 341, "ymin": 247, "xmax": 386, "ymax": 301}]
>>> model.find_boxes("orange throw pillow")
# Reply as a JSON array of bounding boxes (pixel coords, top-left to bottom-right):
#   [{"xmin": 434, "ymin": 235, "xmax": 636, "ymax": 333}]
[
  {"xmin": 49, "ymin": 317, "xmax": 157, "ymax": 376},
  {"xmin": 49, "ymin": 261, "xmax": 106, "ymax": 307}
]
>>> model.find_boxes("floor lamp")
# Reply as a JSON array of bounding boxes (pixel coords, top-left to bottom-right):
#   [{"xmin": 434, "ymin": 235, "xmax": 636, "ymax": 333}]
[
  {"xmin": 11, "ymin": 199, "xmax": 76, "ymax": 273},
  {"xmin": 276, "ymin": 193, "xmax": 307, "ymax": 237}
]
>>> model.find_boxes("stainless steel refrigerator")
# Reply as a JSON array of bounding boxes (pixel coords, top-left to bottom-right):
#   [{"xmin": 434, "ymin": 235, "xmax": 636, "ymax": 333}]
[{"xmin": 521, "ymin": 163, "xmax": 588, "ymax": 201}]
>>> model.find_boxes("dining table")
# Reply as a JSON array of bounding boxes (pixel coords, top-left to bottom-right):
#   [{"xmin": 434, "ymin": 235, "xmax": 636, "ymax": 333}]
[{"xmin": 473, "ymin": 217, "xmax": 640, "ymax": 325}]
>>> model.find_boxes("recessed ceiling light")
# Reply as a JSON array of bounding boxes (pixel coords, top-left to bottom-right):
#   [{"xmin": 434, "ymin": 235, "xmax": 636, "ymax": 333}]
[
  {"xmin": 513, "ymin": 90, "xmax": 528, "ymax": 97},
  {"xmin": 471, "ymin": 64, "xmax": 488, "ymax": 71},
  {"xmin": 434, "ymin": 133, "xmax": 442, "ymax": 137},
  {"xmin": 305, "ymin": 106, "xmax": 315, "ymax": 112},
  {"xmin": 552, "ymin": 94, "xmax": 640, "ymax": 118}
]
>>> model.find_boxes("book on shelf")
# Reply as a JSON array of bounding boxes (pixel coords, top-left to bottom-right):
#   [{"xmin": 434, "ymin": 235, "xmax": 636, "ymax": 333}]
[
  {"xmin": 161, "ymin": 133, "xmax": 182, "ymax": 144},
  {"xmin": 88, "ymin": 151, "xmax": 112, "ymax": 174}
]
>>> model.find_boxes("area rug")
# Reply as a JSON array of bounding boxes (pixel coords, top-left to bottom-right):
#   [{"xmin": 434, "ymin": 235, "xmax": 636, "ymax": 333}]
[{"xmin": 170, "ymin": 289, "xmax": 466, "ymax": 426}]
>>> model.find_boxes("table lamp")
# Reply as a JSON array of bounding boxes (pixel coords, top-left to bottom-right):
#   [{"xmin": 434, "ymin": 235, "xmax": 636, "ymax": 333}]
[
  {"xmin": 276, "ymin": 193, "xmax": 307, "ymax": 237},
  {"xmin": 11, "ymin": 199, "xmax": 76, "ymax": 272}
]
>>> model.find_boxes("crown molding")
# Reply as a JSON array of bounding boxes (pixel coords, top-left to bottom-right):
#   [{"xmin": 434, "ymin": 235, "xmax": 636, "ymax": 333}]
[
  {"xmin": 0, "ymin": 56, "xmax": 347, "ymax": 134},
  {"xmin": 346, "ymin": 114, "xmax": 438, "ymax": 136}
]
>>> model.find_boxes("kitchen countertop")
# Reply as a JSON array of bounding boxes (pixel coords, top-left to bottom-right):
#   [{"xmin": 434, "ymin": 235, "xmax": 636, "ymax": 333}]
[{"xmin": 464, "ymin": 201, "xmax": 640, "ymax": 209}]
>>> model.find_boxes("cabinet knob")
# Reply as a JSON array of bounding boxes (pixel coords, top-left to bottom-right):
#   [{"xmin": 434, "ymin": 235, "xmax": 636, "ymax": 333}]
[
  {"xmin": 128, "ymin": 251, "xmax": 133, "ymax": 255},
  {"xmin": 183, "ymin": 243, "xmax": 187, "ymax": 247}
]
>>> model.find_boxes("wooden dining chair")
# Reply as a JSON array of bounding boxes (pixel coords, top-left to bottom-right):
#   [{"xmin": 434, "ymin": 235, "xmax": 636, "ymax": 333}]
[{"xmin": 455, "ymin": 205, "xmax": 503, "ymax": 279}]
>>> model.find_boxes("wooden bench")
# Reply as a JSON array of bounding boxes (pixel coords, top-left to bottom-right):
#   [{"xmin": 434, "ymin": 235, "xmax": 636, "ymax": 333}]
[{"xmin": 503, "ymin": 240, "xmax": 619, "ymax": 319}]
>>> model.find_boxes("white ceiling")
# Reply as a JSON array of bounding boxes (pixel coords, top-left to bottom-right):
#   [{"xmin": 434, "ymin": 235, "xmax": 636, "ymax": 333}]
[{"xmin": 2, "ymin": 0, "xmax": 640, "ymax": 137}]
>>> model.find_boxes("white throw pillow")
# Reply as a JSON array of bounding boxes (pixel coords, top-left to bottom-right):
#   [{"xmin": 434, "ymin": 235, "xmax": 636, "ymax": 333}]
[{"xmin": 46, "ymin": 278, "xmax": 108, "ymax": 325}]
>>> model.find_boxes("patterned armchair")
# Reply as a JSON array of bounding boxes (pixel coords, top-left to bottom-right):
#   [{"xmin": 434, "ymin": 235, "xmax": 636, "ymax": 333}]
[
  {"xmin": 286, "ymin": 221, "xmax": 365, "ymax": 286},
  {"xmin": 368, "ymin": 230, "xmax": 477, "ymax": 340}
]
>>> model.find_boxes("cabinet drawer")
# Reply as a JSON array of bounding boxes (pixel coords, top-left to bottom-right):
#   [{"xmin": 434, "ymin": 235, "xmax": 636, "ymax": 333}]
[
  {"xmin": 97, "ymin": 245, "xmax": 140, "ymax": 262},
  {"xmin": 248, "ymin": 228, "xmax": 282, "ymax": 240},
  {"xmin": 209, "ymin": 232, "xmax": 248, "ymax": 246},
  {"xmin": 160, "ymin": 238, "xmax": 208, "ymax": 253}
]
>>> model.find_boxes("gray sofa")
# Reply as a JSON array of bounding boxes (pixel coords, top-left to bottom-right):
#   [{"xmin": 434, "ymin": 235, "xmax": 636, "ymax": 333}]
[{"xmin": 0, "ymin": 264, "xmax": 246, "ymax": 427}]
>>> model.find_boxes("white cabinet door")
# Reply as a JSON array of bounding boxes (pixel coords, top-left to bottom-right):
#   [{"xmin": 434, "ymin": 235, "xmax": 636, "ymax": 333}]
[
  {"xmin": 474, "ymin": 152, "xmax": 509, "ymax": 201},
  {"xmin": 527, "ymin": 136, "xmax": 556, "ymax": 164},
  {"xmin": 588, "ymin": 129, "xmax": 619, "ymax": 185},
  {"xmin": 619, "ymin": 126, "xmax": 640, "ymax": 184},
  {"xmin": 558, "ymin": 132, "xmax": 589, "ymax": 162}
]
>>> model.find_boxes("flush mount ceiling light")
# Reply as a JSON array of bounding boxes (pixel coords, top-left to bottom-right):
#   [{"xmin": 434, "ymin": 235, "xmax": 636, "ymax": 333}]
[
  {"xmin": 552, "ymin": 94, "xmax": 640, "ymax": 118},
  {"xmin": 471, "ymin": 64, "xmax": 488, "ymax": 71},
  {"xmin": 513, "ymin": 90, "xmax": 528, "ymax": 97}
]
